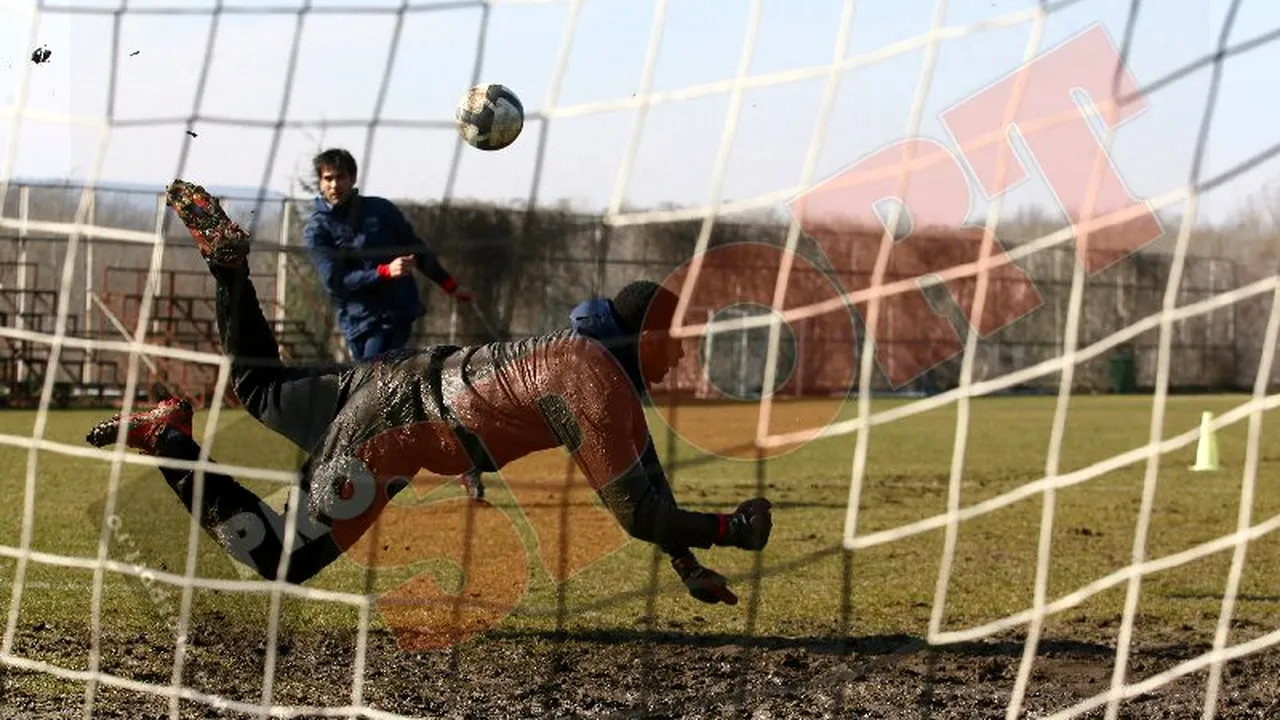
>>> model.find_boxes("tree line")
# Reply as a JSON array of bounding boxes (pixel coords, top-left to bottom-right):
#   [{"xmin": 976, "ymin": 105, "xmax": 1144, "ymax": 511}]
[{"xmin": 1, "ymin": 181, "xmax": 1276, "ymax": 395}]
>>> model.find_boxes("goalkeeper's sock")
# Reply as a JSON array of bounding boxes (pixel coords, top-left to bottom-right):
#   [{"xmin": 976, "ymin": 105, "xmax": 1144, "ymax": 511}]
[
  {"xmin": 153, "ymin": 429, "xmax": 343, "ymax": 583},
  {"xmin": 154, "ymin": 428, "xmax": 254, "ymax": 520},
  {"xmin": 638, "ymin": 507, "xmax": 724, "ymax": 550}
]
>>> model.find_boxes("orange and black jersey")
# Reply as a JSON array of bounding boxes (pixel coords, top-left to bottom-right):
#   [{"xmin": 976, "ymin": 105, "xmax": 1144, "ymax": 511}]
[{"xmin": 304, "ymin": 330, "xmax": 723, "ymax": 554}]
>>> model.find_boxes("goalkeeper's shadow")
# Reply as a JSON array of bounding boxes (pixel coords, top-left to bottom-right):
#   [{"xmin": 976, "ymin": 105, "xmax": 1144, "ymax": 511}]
[
  {"xmin": 1166, "ymin": 591, "xmax": 1280, "ymax": 603},
  {"xmin": 472, "ymin": 625, "xmax": 1118, "ymax": 717},
  {"xmin": 478, "ymin": 627, "xmax": 1117, "ymax": 660}
]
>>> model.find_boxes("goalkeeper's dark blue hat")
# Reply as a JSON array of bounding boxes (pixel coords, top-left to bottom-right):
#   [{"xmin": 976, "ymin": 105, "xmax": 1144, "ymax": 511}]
[
  {"xmin": 569, "ymin": 280, "xmax": 680, "ymax": 390},
  {"xmin": 568, "ymin": 280, "xmax": 679, "ymax": 342},
  {"xmin": 568, "ymin": 297, "xmax": 625, "ymax": 341}
]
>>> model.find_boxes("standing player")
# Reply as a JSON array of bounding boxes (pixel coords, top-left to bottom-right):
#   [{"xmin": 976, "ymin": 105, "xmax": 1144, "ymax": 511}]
[
  {"xmin": 86, "ymin": 179, "xmax": 772, "ymax": 606},
  {"xmin": 304, "ymin": 148, "xmax": 475, "ymax": 360}
]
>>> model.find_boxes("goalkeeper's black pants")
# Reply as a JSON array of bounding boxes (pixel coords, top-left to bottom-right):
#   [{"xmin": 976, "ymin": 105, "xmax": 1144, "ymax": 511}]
[
  {"xmin": 152, "ymin": 263, "xmax": 362, "ymax": 584},
  {"xmin": 209, "ymin": 262, "xmax": 350, "ymax": 453}
]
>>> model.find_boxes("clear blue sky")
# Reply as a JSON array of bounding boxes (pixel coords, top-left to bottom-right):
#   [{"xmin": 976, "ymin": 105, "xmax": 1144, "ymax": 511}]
[{"xmin": 0, "ymin": 0, "xmax": 1276, "ymax": 226}]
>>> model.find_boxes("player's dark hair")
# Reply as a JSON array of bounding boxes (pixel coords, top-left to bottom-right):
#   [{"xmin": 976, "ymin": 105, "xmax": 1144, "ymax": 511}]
[
  {"xmin": 313, "ymin": 148, "xmax": 357, "ymax": 179},
  {"xmin": 611, "ymin": 280, "xmax": 679, "ymax": 336}
]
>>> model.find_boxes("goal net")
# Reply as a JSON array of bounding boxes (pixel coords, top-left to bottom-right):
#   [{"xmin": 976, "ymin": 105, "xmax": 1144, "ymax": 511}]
[{"xmin": 1, "ymin": 0, "xmax": 1278, "ymax": 717}]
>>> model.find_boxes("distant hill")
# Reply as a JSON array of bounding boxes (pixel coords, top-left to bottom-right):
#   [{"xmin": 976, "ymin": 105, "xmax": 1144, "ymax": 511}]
[
  {"xmin": 7, "ymin": 177, "xmax": 292, "ymax": 202},
  {"xmin": 3, "ymin": 178, "xmax": 297, "ymax": 243}
]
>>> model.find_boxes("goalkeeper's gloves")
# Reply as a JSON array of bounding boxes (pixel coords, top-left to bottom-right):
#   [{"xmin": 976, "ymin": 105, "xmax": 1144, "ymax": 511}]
[
  {"xmin": 671, "ymin": 553, "xmax": 737, "ymax": 605},
  {"xmin": 713, "ymin": 497, "xmax": 773, "ymax": 551}
]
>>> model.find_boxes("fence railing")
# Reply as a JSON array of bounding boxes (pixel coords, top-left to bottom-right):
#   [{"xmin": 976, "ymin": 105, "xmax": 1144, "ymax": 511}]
[{"xmin": 0, "ymin": 181, "xmax": 1273, "ymax": 406}]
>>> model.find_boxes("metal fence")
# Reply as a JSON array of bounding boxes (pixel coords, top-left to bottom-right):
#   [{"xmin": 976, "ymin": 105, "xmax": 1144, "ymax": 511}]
[{"xmin": 0, "ymin": 181, "xmax": 1275, "ymax": 406}]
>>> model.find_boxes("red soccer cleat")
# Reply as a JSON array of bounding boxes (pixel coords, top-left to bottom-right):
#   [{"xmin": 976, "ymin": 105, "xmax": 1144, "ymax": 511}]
[
  {"xmin": 86, "ymin": 397, "xmax": 194, "ymax": 456},
  {"xmin": 165, "ymin": 179, "xmax": 250, "ymax": 267}
]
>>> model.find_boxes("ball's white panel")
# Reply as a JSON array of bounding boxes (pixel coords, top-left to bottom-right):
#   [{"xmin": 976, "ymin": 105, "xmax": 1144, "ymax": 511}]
[
  {"xmin": 454, "ymin": 83, "xmax": 524, "ymax": 151},
  {"xmin": 459, "ymin": 86, "xmax": 491, "ymax": 115}
]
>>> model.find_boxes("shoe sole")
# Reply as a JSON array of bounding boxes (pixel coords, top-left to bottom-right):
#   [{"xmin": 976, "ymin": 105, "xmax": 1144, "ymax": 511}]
[
  {"xmin": 85, "ymin": 401, "xmax": 195, "ymax": 450},
  {"xmin": 165, "ymin": 180, "xmax": 250, "ymax": 266},
  {"xmin": 85, "ymin": 414, "xmax": 124, "ymax": 448}
]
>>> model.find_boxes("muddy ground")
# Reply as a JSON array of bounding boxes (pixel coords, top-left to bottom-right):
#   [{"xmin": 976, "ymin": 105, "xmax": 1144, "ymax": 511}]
[{"xmin": 2, "ymin": 620, "xmax": 1279, "ymax": 719}]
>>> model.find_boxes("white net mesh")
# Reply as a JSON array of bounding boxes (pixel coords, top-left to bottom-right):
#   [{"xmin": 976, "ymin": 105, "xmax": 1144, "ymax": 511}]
[{"xmin": 1, "ymin": 0, "xmax": 1278, "ymax": 717}]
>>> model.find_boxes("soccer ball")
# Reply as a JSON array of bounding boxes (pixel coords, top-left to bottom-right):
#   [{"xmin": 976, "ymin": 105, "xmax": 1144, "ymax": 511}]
[{"xmin": 454, "ymin": 83, "xmax": 524, "ymax": 151}]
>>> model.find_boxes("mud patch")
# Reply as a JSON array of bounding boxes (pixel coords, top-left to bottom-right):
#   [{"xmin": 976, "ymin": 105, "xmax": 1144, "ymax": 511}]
[{"xmin": 2, "ymin": 622, "xmax": 1278, "ymax": 718}]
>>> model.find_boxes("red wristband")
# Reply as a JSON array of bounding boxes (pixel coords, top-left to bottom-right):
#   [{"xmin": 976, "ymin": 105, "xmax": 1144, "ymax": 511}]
[
  {"xmin": 715, "ymin": 514, "xmax": 729, "ymax": 543},
  {"xmin": 440, "ymin": 276, "xmax": 458, "ymax": 294},
  {"xmin": 376, "ymin": 263, "xmax": 391, "ymax": 279}
]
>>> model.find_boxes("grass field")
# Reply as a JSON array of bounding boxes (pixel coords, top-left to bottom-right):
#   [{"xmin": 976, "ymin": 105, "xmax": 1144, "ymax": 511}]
[{"xmin": 0, "ymin": 393, "xmax": 1279, "ymax": 718}]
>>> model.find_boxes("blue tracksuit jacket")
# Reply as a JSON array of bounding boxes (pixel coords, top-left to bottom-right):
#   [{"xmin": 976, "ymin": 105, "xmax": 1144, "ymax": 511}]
[{"xmin": 303, "ymin": 193, "xmax": 457, "ymax": 342}]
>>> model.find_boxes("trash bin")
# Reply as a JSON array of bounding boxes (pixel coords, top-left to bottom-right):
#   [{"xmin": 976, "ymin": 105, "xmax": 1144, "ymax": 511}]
[{"xmin": 1109, "ymin": 347, "xmax": 1137, "ymax": 394}]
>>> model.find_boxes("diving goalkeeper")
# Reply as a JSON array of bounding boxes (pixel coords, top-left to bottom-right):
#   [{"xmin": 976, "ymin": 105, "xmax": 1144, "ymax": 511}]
[{"xmin": 86, "ymin": 180, "xmax": 772, "ymax": 606}]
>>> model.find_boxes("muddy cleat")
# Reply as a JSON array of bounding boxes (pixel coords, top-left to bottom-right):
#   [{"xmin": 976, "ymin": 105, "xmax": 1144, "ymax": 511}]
[
  {"xmin": 86, "ymin": 397, "xmax": 194, "ymax": 455},
  {"xmin": 457, "ymin": 469, "xmax": 485, "ymax": 501},
  {"xmin": 165, "ymin": 179, "xmax": 250, "ymax": 267}
]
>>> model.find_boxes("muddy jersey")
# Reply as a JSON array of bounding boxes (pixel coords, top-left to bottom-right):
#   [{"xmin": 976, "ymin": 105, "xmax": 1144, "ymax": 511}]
[
  {"xmin": 303, "ymin": 329, "xmax": 720, "ymax": 553},
  {"xmin": 322, "ymin": 329, "xmax": 637, "ymax": 467}
]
